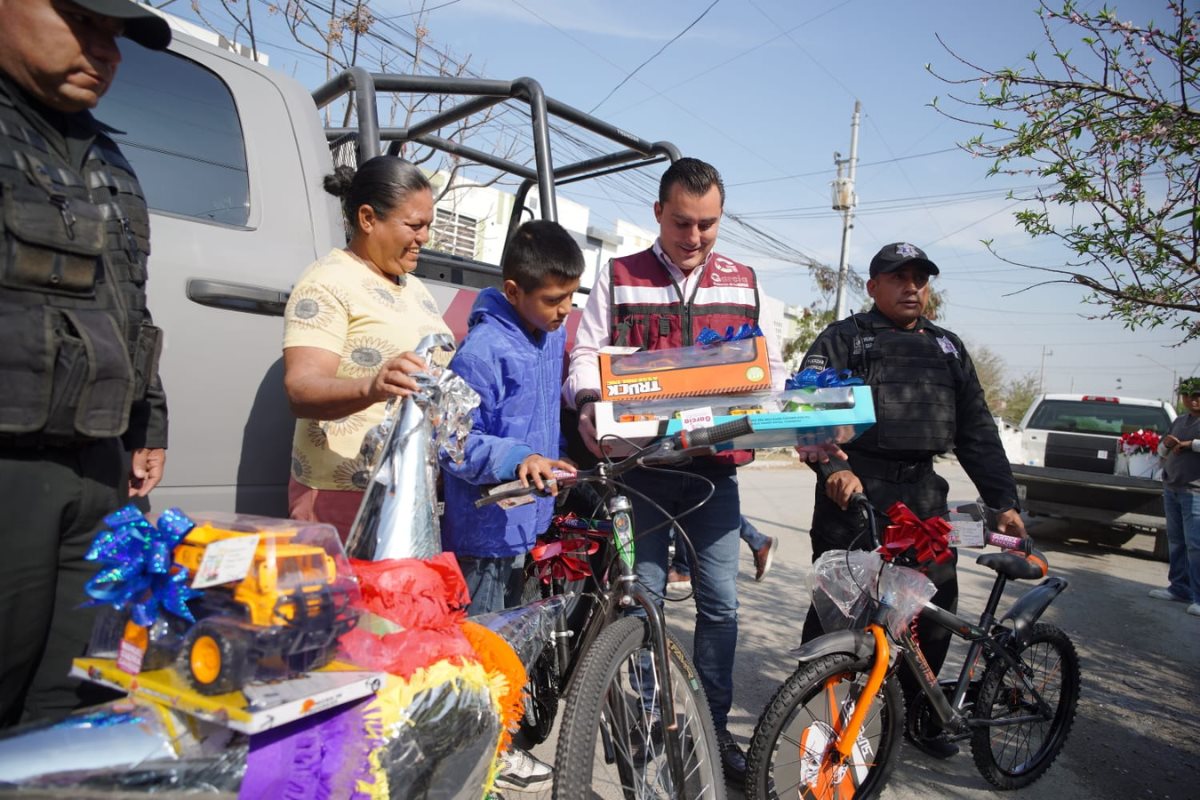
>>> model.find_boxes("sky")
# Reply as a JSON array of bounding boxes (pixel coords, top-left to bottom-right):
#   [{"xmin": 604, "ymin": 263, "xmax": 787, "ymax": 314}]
[{"xmin": 170, "ymin": 0, "xmax": 1199, "ymax": 404}]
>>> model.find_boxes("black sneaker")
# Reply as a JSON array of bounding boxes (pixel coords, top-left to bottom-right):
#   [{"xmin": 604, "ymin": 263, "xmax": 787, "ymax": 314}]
[
  {"xmin": 904, "ymin": 730, "xmax": 960, "ymax": 760},
  {"xmin": 716, "ymin": 730, "xmax": 747, "ymax": 784}
]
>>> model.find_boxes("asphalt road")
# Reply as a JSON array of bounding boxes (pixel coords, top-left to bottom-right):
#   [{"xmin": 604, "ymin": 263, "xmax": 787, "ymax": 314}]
[{"xmin": 528, "ymin": 457, "xmax": 1200, "ymax": 800}]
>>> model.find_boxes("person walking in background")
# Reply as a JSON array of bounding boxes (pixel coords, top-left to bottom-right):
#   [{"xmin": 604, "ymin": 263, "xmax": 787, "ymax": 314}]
[
  {"xmin": 1149, "ymin": 377, "xmax": 1200, "ymax": 617},
  {"xmin": 668, "ymin": 516, "xmax": 779, "ymax": 587},
  {"xmin": 438, "ymin": 220, "xmax": 584, "ymax": 790},
  {"xmin": 0, "ymin": 0, "xmax": 172, "ymax": 727},
  {"xmin": 282, "ymin": 156, "xmax": 451, "ymax": 541}
]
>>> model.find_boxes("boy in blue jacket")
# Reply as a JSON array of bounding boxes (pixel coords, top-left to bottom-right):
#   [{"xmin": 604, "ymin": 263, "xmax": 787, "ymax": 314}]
[{"xmin": 440, "ymin": 219, "xmax": 584, "ymax": 617}]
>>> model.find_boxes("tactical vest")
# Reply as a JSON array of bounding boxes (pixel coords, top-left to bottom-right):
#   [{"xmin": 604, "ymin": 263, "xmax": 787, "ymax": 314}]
[
  {"xmin": 609, "ymin": 248, "xmax": 761, "ymax": 466},
  {"xmin": 855, "ymin": 318, "xmax": 958, "ymax": 453},
  {"xmin": 608, "ymin": 249, "xmax": 760, "ymax": 348},
  {"xmin": 0, "ymin": 85, "xmax": 161, "ymax": 442}
]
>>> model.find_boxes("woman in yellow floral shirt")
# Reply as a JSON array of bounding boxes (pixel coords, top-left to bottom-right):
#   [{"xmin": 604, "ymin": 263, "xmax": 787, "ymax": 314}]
[{"xmin": 283, "ymin": 156, "xmax": 451, "ymax": 539}]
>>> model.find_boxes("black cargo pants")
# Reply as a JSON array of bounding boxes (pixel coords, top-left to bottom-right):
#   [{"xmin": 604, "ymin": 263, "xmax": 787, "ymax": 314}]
[
  {"xmin": 802, "ymin": 465, "xmax": 958, "ymax": 704},
  {"xmin": 0, "ymin": 439, "xmax": 126, "ymax": 727}
]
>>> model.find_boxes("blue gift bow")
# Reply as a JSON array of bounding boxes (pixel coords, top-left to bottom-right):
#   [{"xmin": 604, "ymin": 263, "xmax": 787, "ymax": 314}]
[
  {"xmin": 785, "ymin": 367, "xmax": 864, "ymax": 390},
  {"xmin": 696, "ymin": 324, "xmax": 763, "ymax": 346},
  {"xmin": 84, "ymin": 505, "xmax": 200, "ymax": 626}
]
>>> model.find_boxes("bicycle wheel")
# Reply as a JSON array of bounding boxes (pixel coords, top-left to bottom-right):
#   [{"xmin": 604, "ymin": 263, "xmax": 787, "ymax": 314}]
[
  {"xmin": 553, "ymin": 616, "xmax": 724, "ymax": 800},
  {"xmin": 970, "ymin": 622, "xmax": 1080, "ymax": 789},
  {"xmin": 745, "ymin": 653, "xmax": 902, "ymax": 800}
]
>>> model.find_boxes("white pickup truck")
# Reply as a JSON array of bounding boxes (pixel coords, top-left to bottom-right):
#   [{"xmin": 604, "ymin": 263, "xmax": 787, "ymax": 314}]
[
  {"xmin": 1007, "ymin": 393, "xmax": 1175, "ymax": 559},
  {"xmin": 96, "ymin": 16, "xmax": 678, "ymax": 516}
]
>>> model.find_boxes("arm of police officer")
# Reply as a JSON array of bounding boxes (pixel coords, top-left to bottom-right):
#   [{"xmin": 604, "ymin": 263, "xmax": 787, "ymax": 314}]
[
  {"xmin": 947, "ymin": 339, "xmax": 1028, "ymax": 540},
  {"xmin": 794, "ymin": 328, "xmax": 852, "ymax": 469},
  {"xmin": 129, "ymin": 447, "xmax": 166, "ymax": 497}
]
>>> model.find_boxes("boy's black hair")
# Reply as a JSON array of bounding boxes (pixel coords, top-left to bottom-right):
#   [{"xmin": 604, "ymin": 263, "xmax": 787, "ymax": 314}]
[
  {"xmin": 659, "ymin": 157, "xmax": 725, "ymax": 207},
  {"xmin": 503, "ymin": 219, "xmax": 585, "ymax": 291}
]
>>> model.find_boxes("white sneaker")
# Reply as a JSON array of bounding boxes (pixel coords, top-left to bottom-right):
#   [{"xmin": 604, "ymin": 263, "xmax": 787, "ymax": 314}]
[
  {"xmin": 495, "ymin": 747, "xmax": 553, "ymax": 790},
  {"xmin": 1148, "ymin": 587, "xmax": 1189, "ymax": 602},
  {"xmin": 1187, "ymin": 603, "xmax": 1200, "ymax": 617}
]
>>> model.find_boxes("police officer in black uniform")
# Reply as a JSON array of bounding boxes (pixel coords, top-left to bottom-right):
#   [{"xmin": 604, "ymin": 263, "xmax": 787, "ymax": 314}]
[
  {"xmin": 0, "ymin": 0, "xmax": 171, "ymax": 726},
  {"xmin": 800, "ymin": 242, "xmax": 1026, "ymax": 757}
]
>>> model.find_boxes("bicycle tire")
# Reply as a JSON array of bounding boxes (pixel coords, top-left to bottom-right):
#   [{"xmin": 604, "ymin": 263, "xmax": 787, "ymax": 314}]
[
  {"xmin": 553, "ymin": 616, "xmax": 724, "ymax": 800},
  {"xmin": 970, "ymin": 622, "xmax": 1080, "ymax": 789},
  {"xmin": 745, "ymin": 653, "xmax": 902, "ymax": 800}
]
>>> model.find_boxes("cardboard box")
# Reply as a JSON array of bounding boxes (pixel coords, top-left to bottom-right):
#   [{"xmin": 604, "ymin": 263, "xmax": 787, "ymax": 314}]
[
  {"xmin": 599, "ymin": 338, "xmax": 772, "ymax": 401},
  {"xmin": 71, "ymin": 657, "xmax": 384, "ymax": 734},
  {"xmin": 593, "ymin": 386, "xmax": 876, "ymax": 457}
]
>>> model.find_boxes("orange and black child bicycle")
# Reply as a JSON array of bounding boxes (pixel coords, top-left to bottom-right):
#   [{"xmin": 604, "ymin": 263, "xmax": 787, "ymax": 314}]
[{"xmin": 745, "ymin": 495, "xmax": 1079, "ymax": 799}]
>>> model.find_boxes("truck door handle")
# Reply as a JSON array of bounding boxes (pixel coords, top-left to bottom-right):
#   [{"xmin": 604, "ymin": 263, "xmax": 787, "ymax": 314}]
[{"xmin": 186, "ymin": 278, "xmax": 291, "ymax": 317}]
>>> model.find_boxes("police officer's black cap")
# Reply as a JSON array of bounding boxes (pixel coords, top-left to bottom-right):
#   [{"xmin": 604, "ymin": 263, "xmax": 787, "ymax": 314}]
[
  {"xmin": 71, "ymin": 0, "xmax": 172, "ymax": 51},
  {"xmin": 868, "ymin": 242, "xmax": 940, "ymax": 279}
]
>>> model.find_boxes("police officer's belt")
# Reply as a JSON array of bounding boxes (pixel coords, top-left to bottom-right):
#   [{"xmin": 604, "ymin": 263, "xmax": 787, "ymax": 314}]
[{"xmin": 847, "ymin": 452, "xmax": 934, "ymax": 483}]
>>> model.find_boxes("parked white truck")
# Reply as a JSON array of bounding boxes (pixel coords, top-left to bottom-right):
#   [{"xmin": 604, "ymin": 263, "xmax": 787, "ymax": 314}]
[
  {"xmin": 98, "ymin": 17, "xmax": 678, "ymax": 515},
  {"xmin": 1007, "ymin": 393, "xmax": 1175, "ymax": 559}
]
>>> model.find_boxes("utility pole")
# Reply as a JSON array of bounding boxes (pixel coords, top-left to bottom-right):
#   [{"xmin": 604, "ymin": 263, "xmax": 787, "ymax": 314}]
[
  {"xmin": 1039, "ymin": 345, "xmax": 1053, "ymax": 393},
  {"xmin": 832, "ymin": 100, "xmax": 861, "ymax": 320}
]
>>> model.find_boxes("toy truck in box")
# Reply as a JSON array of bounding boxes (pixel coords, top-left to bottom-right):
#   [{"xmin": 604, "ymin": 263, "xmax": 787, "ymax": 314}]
[{"xmin": 125, "ymin": 525, "xmax": 357, "ymax": 695}]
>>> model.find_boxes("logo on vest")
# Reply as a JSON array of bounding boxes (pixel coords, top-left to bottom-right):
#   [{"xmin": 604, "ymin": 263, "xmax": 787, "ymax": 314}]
[
  {"xmin": 712, "ymin": 256, "xmax": 738, "ymax": 274},
  {"xmin": 936, "ymin": 335, "xmax": 959, "ymax": 358},
  {"xmin": 709, "ymin": 271, "xmax": 749, "ymax": 287},
  {"xmin": 606, "ymin": 378, "xmax": 664, "ymax": 397}
]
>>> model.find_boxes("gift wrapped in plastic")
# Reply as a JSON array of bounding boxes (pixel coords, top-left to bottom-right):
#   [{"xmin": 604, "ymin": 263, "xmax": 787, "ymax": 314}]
[
  {"xmin": 75, "ymin": 508, "xmax": 380, "ymax": 735},
  {"xmin": 809, "ymin": 549, "xmax": 935, "ymax": 639},
  {"xmin": 0, "ymin": 698, "xmax": 244, "ymax": 792},
  {"xmin": 347, "ymin": 333, "xmax": 480, "ymax": 562}
]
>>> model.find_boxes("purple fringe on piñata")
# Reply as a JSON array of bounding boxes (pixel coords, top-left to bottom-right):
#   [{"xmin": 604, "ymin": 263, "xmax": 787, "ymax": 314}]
[{"xmin": 240, "ymin": 699, "xmax": 377, "ymax": 800}]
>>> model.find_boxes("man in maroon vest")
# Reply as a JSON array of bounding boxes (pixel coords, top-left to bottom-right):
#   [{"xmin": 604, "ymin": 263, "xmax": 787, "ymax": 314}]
[{"xmin": 564, "ymin": 157, "xmax": 786, "ymax": 784}]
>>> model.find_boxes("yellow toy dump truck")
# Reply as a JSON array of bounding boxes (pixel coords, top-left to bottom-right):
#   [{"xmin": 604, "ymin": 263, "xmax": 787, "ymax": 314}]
[{"xmin": 125, "ymin": 523, "xmax": 357, "ymax": 695}]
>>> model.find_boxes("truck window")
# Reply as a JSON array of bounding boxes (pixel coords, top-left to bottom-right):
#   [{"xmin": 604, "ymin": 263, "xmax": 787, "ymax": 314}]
[
  {"xmin": 95, "ymin": 41, "xmax": 250, "ymax": 226},
  {"xmin": 1027, "ymin": 400, "xmax": 1171, "ymax": 435}
]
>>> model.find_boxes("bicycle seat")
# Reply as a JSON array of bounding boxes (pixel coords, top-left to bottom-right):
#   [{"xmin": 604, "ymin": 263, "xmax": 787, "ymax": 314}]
[{"xmin": 976, "ymin": 549, "xmax": 1048, "ymax": 581}]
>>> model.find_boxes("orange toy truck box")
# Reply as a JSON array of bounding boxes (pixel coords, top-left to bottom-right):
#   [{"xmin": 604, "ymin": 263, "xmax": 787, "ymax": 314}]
[{"xmin": 599, "ymin": 337, "xmax": 771, "ymax": 401}]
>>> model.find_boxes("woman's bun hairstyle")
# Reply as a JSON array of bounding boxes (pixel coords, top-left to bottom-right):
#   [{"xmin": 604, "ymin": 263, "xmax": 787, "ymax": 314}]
[{"xmin": 323, "ymin": 156, "xmax": 432, "ymax": 232}]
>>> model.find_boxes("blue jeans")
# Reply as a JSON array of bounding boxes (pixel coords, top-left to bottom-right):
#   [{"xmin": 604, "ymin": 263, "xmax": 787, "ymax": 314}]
[
  {"xmin": 1162, "ymin": 488, "xmax": 1200, "ymax": 603},
  {"xmin": 625, "ymin": 462, "xmax": 741, "ymax": 731},
  {"xmin": 672, "ymin": 515, "xmax": 768, "ymax": 575},
  {"xmin": 457, "ymin": 554, "xmax": 526, "ymax": 616}
]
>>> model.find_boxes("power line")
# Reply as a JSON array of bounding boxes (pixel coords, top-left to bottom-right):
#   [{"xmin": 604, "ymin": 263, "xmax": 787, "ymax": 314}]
[{"xmin": 588, "ymin": 0, "xmax": 722, "ymax": 113}]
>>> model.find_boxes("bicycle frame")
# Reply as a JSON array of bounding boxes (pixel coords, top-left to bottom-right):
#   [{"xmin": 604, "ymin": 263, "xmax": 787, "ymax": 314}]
[
  {"xmin": 549, "ymin": 476, "xmax": 690, "ymax": 790},
  {"xmin": 485, "ymin": 417, "xmax": 753, "ymax": 796},
  {"xmin": 806, "ymin": 553, "xmax": 1068, "ymax": 764},
  {"xmin": 897, "ymin": 568, "xmax": 1068, "ymax": 736}
]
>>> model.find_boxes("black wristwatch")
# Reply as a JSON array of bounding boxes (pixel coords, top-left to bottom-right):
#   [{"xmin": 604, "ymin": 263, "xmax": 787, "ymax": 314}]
[{"xmin": 575, "ymin": 390, "xmax": 601, "ymax": 411}]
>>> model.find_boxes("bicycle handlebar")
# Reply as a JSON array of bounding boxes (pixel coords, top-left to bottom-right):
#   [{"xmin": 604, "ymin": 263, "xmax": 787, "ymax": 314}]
[
  {"xmin": 474, "ymin": 416, "xmax": 755, "ymax": 509},
  {"xmin": 848, "ymin": 492, "xmax": 1031, "ymax": 553}
]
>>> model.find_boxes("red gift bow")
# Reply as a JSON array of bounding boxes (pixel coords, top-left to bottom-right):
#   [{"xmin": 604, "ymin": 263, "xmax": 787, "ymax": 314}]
[
  {"xmin": 878, "ymin": 502, "xmax": 954, "ymax": 567},
  {"xmin": 530, "ymin": 514, "xmax": 602, "ymax": 583}
]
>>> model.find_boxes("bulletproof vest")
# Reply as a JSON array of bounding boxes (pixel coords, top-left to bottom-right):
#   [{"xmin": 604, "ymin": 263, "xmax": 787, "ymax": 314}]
[
  {"xmin": 0, "ymin": 87, "xmax": 161, "ymax": 441},
  {"xmin": 858, "ymin": 322, "xmax": 958, "ymax": 453}
]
